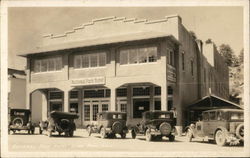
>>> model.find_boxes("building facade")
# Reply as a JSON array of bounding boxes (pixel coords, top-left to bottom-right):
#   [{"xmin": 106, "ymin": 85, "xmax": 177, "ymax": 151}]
[{"xmin": 19, "ymin": 15, "xmax": 229, "ymax": 130}]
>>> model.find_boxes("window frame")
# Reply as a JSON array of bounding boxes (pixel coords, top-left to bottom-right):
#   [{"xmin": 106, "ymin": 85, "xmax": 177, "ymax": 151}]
[
  {"xmin": 33, "ymin": 56, "xmax": 63, "ymax": 74},
  {"xmin": 73, "ymin": 51, "xmax": 107, "ymax": 69}
]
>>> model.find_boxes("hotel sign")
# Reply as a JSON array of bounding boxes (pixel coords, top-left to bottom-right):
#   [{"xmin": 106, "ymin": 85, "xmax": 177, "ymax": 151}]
[{"xmin": 71, "ymin": 77, "xmax": 105, "ymax": 86}]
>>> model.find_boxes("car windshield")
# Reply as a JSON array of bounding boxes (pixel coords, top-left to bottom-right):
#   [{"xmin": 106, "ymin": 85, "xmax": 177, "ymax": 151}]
[
  {"xmin": 145, "ymin": 112, "xmax": 171, "ymax": 119},
  {"xmin": 230, "ymin": 112, "xmax": 244, "ymax": 120},
  {"xmin": 157, "ymin": 113, "xmax": 171, "ymax": 119},
  {"xmin": 13, "ymin": 112, "xmax": 25, "ymax": 116}
]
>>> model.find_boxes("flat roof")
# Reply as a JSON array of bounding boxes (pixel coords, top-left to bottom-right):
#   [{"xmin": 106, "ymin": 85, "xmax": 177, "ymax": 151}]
[
  {"xmin": 203, "ymin": 109, "xmax": 243, "ymax": 113},
  {"xmin": 18, "ymin": 31, "xmax": 180, "ymax": 57}
]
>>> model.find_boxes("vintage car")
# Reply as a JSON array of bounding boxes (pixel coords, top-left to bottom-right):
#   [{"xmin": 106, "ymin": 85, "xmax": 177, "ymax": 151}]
[
  {"xmin": 87, "ymin": 111, "xmax": 128, "ymax": 139},
  {"xmin": 40, "ymin": 111, "xmax": 79, "ymax": 137},
  {"xmin": 130, "ymin": 110, "xmax": 176, "ymax": 142},
  {"xmin": 186, "ymin": 109, "xmax": 244, "ymax": 146},
  {"xmin": 8, "ymin": 109, "xmax": 35, "ymax": 134}
]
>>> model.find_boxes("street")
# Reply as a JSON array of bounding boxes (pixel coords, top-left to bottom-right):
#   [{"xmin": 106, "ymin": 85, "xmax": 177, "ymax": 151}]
[{"xmin": 8, "ymin": 128, "xmax": 245, "ymax": 157}]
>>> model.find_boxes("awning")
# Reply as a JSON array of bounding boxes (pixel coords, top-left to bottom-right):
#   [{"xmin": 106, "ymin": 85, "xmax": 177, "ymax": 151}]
[
  {"xmin": 18, "ymin": 31, "xmax": 180, "ymax": 57},
  {"xmin": 187, "ymin": 95, "xmax": 243, "ymax": 111}
]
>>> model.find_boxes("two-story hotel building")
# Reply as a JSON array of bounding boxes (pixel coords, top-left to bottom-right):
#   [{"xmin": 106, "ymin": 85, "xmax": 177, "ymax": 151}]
[{"xmin": 19, "ymin": 15, "xmax": 229, "ymax": 130}]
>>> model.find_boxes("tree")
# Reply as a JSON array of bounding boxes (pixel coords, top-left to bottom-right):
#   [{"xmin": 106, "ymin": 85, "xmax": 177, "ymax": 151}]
[
  {"xmin": 205, "ymin": 38, "xmax": 212, "ymax": 44},
  {"xmin": 218, "ymin": 44, "xmax": 237, "ymax": 67},
  {"xmin": 238, "ymin": 49, "xmax": 244, "ymax": 63}
]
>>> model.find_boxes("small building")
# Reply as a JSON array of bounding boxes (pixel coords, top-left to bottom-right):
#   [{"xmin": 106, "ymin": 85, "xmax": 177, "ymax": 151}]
[{"xmin": 18, "ymin": 15, "xmax": 229, "ymax": 131}]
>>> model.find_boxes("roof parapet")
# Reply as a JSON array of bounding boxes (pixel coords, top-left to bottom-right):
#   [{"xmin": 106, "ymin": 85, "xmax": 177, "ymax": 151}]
[
  {"xmin": 165, "ymin": 14, "xmax": 182, "ymax": 23},
  {"xmin": 124, "ymin": 18, "xmax": 137, "ymax": 22},
  {"xmin": 92, "ymin": 16, "xmax": 116, "ymax": 22},
  {"xmin": 145, "ymin": 18, "xmax": 168, "ymax": 24},
  {"xmin": 113, "ymin": 17, "xmax": 126, "ymax": 21},
  {"xmin": 134, "ymin": 19, "xmax": 148, "ymax": 23}
]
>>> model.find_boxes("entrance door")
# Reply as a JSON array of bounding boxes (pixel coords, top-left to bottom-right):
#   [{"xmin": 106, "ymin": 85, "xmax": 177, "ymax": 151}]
[{"xmin": 133, "ymin": 99, "xmax": 150, "ymax": 118}]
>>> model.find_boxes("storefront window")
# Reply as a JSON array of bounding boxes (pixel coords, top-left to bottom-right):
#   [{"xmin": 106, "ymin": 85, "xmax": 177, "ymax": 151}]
[
  {"xmin": 120, "ymin": 46, "xmax": 157, "ymax": 65},
  {"xmin": 93, "ymin": 104, "xmax": 99, "ymax": 121},
  {"xmin": 74, "ymin": 52, "xmax": 106, "ymax": 69},
  {"xmin": 70, "ymin": 91, "xmax": 78, "ymax": 99},
  {"xmin": 121, "ymin": 104, "xmax": 127, "ymax": 112},
  {"xmin": 133, "ymin": 87, "xmax": 150, "ymax": 96},
  {"xmin": 49, "ymin": 91, "xmax": 63, "ymax": 100},
  {"xmin": 84, "ymin": 105, "xmax": 90, "ymax": 121},
  {"xmin": 34, "ymin": 57, "xmax": 62, "ymax": 73},
  {"xmin": 50, "ymin": 102, "xmax": 62, "ymax": 112},
  {"xmin": 70, "ymin": 103, "xmax": 78, "ymax": 113},
  {"xmin": 117, "ymin": 88, "xmax": 127, "ymax": 97},
  {"xmin": 154, "ymin": 87, "xmax": 161, "ymax": 95},
  {"xmin": 102, "ymin": 104, "xmax": 109, "ymax": 112}
]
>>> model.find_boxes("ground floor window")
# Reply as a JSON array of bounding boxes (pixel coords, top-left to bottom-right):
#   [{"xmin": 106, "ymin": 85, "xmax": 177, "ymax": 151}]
[
  {"xmin": 49, "ymin": 102, "xmax": 63, "ymax": 112},
  {"xmin": 154, "ymin": 100, "xmax": 161, "ymax": 110},
  {"xmin": 168, "ymin": 100, "xmax": 173, "ymax": 111},
  {"xmin": 84, "ymin": 105, "xmax": 90, "ymax": 121},
  {"xmin": 92, "ymin": 104, "xmax": 99, "ymax": 121},
  {"xmin": 120, "ymin": 104, "xmax": 127, "ymax": 112},
  {"xmin": 102, "ymin": 104, "xmax": 109, "ymax": 112},
  {"xmin": 133, "ymin": 99, "xmax": 150, "ymax": 118},
  {"xmin": 70, "ymin": 102, "xmax": 78, "ymax": 113}
]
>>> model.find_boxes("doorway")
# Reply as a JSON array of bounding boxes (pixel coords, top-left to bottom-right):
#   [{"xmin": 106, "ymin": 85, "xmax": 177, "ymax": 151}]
[{"xmin": 133, "ymin": 99, "xmax": 150, "ymax": 118}]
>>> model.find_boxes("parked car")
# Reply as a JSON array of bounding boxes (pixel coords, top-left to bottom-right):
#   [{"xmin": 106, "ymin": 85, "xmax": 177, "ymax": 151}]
[
  {"xmin": 130, "ymin": 111, "xmax": 176, "ymax": 142},
  {"xmin": 8, "ymin": 109, "xmax": 35, "ymax": 134},
  {"xmin": 40, "ymin": 111, "xmax": 79, "ymax": 137},
  {"xmin": 87, "ymin": 111, "xmax": 128, "ymax": 139},
  {"xmin": 186, "ymin": 109, "xmax": 244, "ymax": 146}
]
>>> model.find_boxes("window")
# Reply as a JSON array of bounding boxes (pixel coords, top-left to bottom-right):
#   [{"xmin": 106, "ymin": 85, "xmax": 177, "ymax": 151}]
[
  {"xmin": 154, "ymin": 100, "xmax": 161, "ymax": 110},
  {"xmin": 102, "ymin": 104, "xmax": 109, "ymax": 112},
  {"xmin": 117, "ymin": 88, "xmax": 127, "ymax": 97},
  {"xmin": 49, "ymin": 91, "xmax": 63, "ymax": 100},
  {"xmin": 74, "ymin": 52, "xmax": 106, "ymax": 69},
  {"xmin": 209, "ymin": 112, "xmax": 216, "ymax": 120},
  {"xmin": 84, "ymin": 89, "xmax": 110, "ymax": 98},
  {"xmin": 92, "ymin": 104, "xmax": 99, "ymax": 121},
  {"xmin": 191, "ymin": 60, "xmax": 194, "ymax": 76},
  {"xmin": 84, "ymin": 105, "xmax": 90, "ymax": 121},
  {"xmin": 70, "ymin": 91, "xmax": 78, "ymax": 99},
  {"xmin": 120, "ymin": 46, "xmax": 157, "ymax": 65},
  {"xmin": 70, "ymin": 103, "xmax": 78, "ymax": 113},
  {"xmin": 121, "ymin": 104, "xmax": 127, "ymax": 112},
  {"xmin": 167, "ymin": 50, "xmax": 175, "ymax": 66},
  {"xmin": 133, "ymin": 87, "xmax": 150, "ymax": 96},
  {"xmin": 182, "ymin": 52, "xmax": 185, "ymax": 70},
  {"xmin": 50, "ymin": 103, "xmax": 62, "ymax": 112},
  {"xmin": 154, "ymin": 87, "xmax": 161, "ymax": 95},
  {"xmin": 203, "ymin": 112, "xmax": 209, "ymax": 121},
  {"xmin": 34, "ymin": 57, "xmax": 62, "ymax": 73}
]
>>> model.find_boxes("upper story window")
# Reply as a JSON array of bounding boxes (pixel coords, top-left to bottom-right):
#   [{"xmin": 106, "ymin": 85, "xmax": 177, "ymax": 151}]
[
  {"xmin": 120, "ymin": 46, "xmax": 157, "ymax": 65},
  {"xmin": 34, "ymin": 56, "xmax": 62, "ymax": 73},
  {"xmin": 190, "ymin": 60, "xmax": 194, "ymax": 76},
  {"xmin": 74, "ymin": 52, "xmax": 106, "ymax": 69},
  {"xmin": 167, "ymin": 49, "xmax": 175, "ymax": 66},
  {"xmin": 181, "ymin": 51, "xmax": 185, "ymax": 70}
]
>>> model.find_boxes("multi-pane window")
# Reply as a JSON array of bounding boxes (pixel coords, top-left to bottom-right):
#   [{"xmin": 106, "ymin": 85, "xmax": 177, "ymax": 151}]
[
  {"xmin": 84, "ymin": 105, "xmax": 90, "ymax": 121},
  {"xmin": 70, "ymin": 91, "xmax": 78, "ymax": 99},
  {"xmin": 102, "ymin": 104, "xmax": 109, "ymax": 112},
  {"xmin": 116, "ymin": 88, "xmax": 127, "ymax": 97},
  {"xmin": 121, "ymin": 104, "xmax": 127, "ymax": 112},
  {"xmin": 133, "ymin": 87, "xmax": 150, "ymax": 96},
  {"xmin": 92, "ymin": 104, "xmax": 99, "ymax": 121},
  {"xmin": 74, "ymin": 52, "xmax": 106, "ymax": 69},
  {"xmin": 34, "ymin": 57, "xmax": 62, "ymax": 73},
  {"xmin": 84, "ymin": 89, "xmax": 110, "ymax": 98},
  {"xmin": 120, "ymin": 46, "xmax": 157, "ymax": 65},
  {"xmin": 154, "ymin": 87, "xmax": 161, "ymax": 95},
  {"xmin": 70, "ymin": 103, "xmax": 78, "ymax": 113},
  {"xmin": 49, "ymin": 91, "xmax": 63, "ymax": 100}
]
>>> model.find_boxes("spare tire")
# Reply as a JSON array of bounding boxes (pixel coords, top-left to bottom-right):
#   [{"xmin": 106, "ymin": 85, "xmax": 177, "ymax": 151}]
[
  {"xmin": 112, "ymin": 121, "xmax": 122, "ymax": 134},
  {"xmin": 59, "ymin": 119, "xmax": 70, "ymax": 131},
  {"xmin": 236, "ymin": 123, "xmax": 244, "ymax": 140},
  {"xmin": 12, "ymin": 117, "xmax": 24, "ymax": 127},
  {"xmin": 159, "ymin": 122, "xmax": 172, "ymax": 135}
]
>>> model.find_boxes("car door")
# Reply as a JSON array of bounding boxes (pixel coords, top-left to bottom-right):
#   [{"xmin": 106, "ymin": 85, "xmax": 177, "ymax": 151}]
[{"xmin": 203, "ymin": 111, "xmax": 217, "ymax": 138}]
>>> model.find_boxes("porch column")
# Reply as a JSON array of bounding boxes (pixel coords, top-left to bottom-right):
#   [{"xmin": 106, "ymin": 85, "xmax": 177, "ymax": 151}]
[
  {"xmin": 41, "ymin": 90, "xmax": 48, "ymax": 121},
  {"xmin": 161, "ymin": 83, "xmax": 168, "ymax": 111},
  {"xmin": 26, "ymin": 90, "xmax": 31, "ymax": 110},
  {"xmin": 64, "ymin": 90, "xmax": 69, "ymax": 112},
  {"xmin": 110, "ymin": 87, "xmax": 116, "ymax": 111}
]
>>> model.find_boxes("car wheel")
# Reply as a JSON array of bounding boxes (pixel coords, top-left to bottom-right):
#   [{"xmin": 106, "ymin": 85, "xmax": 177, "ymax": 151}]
[
  {"xmin": 145, "ymin": 129, "xmax": 152, "ymax": 142},
  {"xmin": 39, "ymin": 128, "xmax": 43, "ymax": 134},
  {"xmin": 186, "ymin": 128, "xmax": 193, "ymax": 142},
  {"xmin": 236, "ymin": 124, "xmax": 244, "ymax": 140},
  {"xmin": 87, "ymin": 126, "xmax": 92, "ymax": 136},
  {"xmin": 69, "ymin": 130, "xmax": 74, "ymax": 137},
  {"xmin": 215, "ymin": 130, "xmax": 226, "ymax": 146},
  {"xmin": 121, "ymin": 133, "xmax": 126, "ymax": 139},
  {"xmin": 131, "ymin": 130, "xmax": 136, "ymax": 139},
  {"xmin": 100, "ymin": 127, "xmax": 106, "ymax": 139},
  {"xmin": 169, "ymin": 134, "xmax": 175, "ymax": 142},
  {"xmin": 48, "ymin": 131, "xmax": 52, "ymax": 137}
]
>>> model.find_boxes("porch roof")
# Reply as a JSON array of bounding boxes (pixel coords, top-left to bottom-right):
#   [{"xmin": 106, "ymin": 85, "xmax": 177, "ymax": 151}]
[
  {"xmin": 18, "ymin": 31, "xmax": 180, "ymax": 57},
  {"xmin": 187, "ymin": 95, "xmax": 243, "ymax": 111}
]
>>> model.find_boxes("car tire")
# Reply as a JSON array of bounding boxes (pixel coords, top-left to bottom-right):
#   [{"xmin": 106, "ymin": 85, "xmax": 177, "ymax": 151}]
[
  {"xmin": 215, "ymin": 130, "xmax": 226, "ymax": 146},
  {"xmin": 186, "ymin": 128, "xmax": 193, "ymax": 142},
  {"xmin": 69, "ymin": 130, "xmax": 74, "ymax": 137},
  {"xmin": 131, "ymin": 130, "xmax": 136, "ymax": 139},
  {"xmin": 235, "ymin": 123, "xmax": 244, "ymax": 140},
  {"xmin": 121, "ymin": 133, "xmax": 126, "ymax": 139},
  {"xmin": 100, "ymin": 127, "xmax": 106, "ymax": 139},
  {"xmin": 145, "ymin": 129, "xmax": 152, "ymax": 142},
  {"xmin": 169, "ymin": 134, "xmax": 175, "ymax": 142},
  {"xmin": 87, "ymin": 126, "xmax": 92, "ymax": 136}
]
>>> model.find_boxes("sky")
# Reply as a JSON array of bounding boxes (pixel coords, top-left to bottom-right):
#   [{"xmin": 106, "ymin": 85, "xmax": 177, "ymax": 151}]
[{"xmin": 8, "ymin": 6, "xmax": 243, "ymax": 70}]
